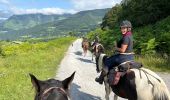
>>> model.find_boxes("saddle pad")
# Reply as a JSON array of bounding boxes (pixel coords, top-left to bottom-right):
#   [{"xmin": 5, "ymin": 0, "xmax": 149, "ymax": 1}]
[
  {"xmin": 109, "ymin": 71, "xmax": 122, "ymax": 85},
  {"xmin": 113, "ymin": 72, "xmax": 121, "ymax": 85},
  {"xmin": 118, "ymin": 61, "xmax": 143, "ymax": 72}
]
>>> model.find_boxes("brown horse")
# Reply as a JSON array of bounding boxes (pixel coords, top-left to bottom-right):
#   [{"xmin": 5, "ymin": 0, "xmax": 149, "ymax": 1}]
[
  {"xmin": 30, "ymin": 72, "xmax": 75, "ymax": 100},
  {"xmin": 82, "ymin": 40, "xmax": 89, "ymax": 57}
]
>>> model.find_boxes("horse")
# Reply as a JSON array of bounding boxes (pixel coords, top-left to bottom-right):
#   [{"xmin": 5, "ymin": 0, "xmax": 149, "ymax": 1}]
[
  {"xmin": 82, "ymin": 40, "xmax": 89, "ymax": 57},
  {"xmin": 91, "ymin": 43, "xmax": 104, "ymax": 62},
  {"xmin": 90, "ymin": 43, "xmax": 117, "ymax": 100},
  {"xmin": 29, "ymin": 71, "xmax": 75, "ymax": 100},
  {"xmin": 96, "ymin": 54, "xmax": 170, "ymax": 100},
  {"xmin": 91, "ymin": 43, "xmax": 119, "ymax": 100}
]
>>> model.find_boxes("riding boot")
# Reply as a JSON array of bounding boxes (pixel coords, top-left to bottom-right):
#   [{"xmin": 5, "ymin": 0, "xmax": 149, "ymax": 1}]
[{"xmin": 95, "ymin": 70, "xmax": 107, "ymax": 84}]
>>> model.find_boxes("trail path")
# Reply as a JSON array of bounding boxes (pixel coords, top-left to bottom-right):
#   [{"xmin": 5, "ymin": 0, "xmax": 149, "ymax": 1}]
[{"xmin": 56, "ymin": 39, "xmax": 170, "ymax": 100}]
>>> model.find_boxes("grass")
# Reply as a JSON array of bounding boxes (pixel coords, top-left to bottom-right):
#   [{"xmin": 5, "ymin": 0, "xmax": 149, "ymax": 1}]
[
  {"xmin": 105, "ymin": 50, "xmax": 170, "ymax": 72},
  {"xmin": 135, "ymin": 54, "xmax": 170, "ymax": 72},
  {"xmin": 0, "ymin": 37, "xmax": 76, "ymax": 100}
]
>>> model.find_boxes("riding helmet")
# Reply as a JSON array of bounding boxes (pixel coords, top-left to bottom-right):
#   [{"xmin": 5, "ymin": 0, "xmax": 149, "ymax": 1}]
[{"xmin": 120, "ymin": 20, "xmax": 132, "ymax": 28}]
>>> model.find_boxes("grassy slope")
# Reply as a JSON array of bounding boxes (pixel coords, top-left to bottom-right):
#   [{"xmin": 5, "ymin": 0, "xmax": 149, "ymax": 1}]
[{"xmin": 0, "ymin": 37, "xmax": 76, "ymax": 99}]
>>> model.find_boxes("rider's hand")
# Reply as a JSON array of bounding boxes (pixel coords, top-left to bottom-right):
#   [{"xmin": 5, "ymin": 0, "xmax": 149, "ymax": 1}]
[{"xmin": 114, "ymin": 47, "xmax": 119, "ymax": 51}]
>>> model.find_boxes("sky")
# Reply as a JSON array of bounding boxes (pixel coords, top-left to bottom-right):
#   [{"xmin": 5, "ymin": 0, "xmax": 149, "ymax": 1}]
[{"xmin": 0, "ymin": 0, "xmax": 121, "ymax": 19}]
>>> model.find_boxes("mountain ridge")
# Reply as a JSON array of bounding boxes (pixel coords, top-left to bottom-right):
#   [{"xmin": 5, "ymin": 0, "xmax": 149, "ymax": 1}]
[{"xmin": 0, "ymin": 8, "xmax": 110, "ymax": 40}]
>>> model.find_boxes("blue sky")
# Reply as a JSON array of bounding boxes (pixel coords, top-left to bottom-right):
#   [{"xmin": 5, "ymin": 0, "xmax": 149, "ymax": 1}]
[
  {"xmin": 9, "ymin": 0, "xmax": 73, "ymax": 9},
  {"xmin": 0, "ymin": 0, "xmax": 121, "ymax": 17}
]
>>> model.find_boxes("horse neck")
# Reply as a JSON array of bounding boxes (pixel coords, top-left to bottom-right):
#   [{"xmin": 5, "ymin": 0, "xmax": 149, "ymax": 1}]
[
  {"xmin": 98, "ymin": 54, "xmax": 106, "ymax": 71},
  {"xmin": 99, "ymin": 45, "xmax": 104, "ymax": 53}
]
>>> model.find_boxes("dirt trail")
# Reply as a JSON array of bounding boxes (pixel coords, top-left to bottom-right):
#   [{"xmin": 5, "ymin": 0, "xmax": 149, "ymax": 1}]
[{"xmin": 56, "ymin": 39, "xmax": 170, "ymax": 100}]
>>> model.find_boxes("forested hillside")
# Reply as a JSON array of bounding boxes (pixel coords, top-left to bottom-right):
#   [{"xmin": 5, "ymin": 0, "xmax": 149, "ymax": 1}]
[{"xmin": 87, "ymin": 0, "xmax": 170, "ymax": 71}]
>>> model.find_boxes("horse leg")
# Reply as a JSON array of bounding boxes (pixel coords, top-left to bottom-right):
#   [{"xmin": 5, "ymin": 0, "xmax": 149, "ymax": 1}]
[
  {"xmin": 104, "ymin": 80, "xmax": 118, "ymax": 100},
  {"xmin": 114, "ymin": 94, "xmax": 118, "ymax": 100},
  {"xmin": 84, "ymin": 50, "xmax": 87, "ymax": 57},
  {"xmin": 83, "ymin": 50, "xmax": 85, "ymax": 56},
  {"xmin": 85, "ymin": 50, "xmax": 87, "ymax": 57},
  {"xmin": 104, "ymin": 77, "xmax": 111, "ymax": 100},
  {"xmin": 92, "ymin": 53, "xmax": 93, "ymax": 61}
]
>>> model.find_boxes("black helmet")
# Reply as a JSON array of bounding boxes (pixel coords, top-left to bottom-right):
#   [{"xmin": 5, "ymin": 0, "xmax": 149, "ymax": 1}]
[{"xmin": 120, "ymin": 20, "xmax": 132, "ymax": 28}]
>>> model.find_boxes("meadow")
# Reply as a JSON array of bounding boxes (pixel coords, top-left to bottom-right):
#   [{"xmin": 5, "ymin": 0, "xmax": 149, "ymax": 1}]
[{"xmin": 0, "ymin": 37, "xmax": 75, "ymax": 100}]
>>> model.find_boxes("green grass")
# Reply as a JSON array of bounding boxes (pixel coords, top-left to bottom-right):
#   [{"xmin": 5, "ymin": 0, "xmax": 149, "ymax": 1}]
[
  {"xmin": 135, "ymin": 55, "xmax": 170, "ymax": 72},
  {"xmin": 0, "ymin": 37, "xmax": 76, "ymax": 100}
]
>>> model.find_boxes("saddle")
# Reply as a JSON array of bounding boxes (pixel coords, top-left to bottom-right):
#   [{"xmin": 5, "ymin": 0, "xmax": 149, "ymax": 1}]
[
  {"xmin": 108, "ymin": 61, "xmax": 143, "ymax": 85},
  {"xmin": 118, "ymin": 61, "xmax": 143, "ymax": 72}
]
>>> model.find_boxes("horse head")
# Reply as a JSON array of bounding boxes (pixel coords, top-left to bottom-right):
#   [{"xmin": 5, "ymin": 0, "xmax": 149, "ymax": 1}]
[{"xmin": 30, "ymin": 71, "xmax": 75, "ymax": 100}]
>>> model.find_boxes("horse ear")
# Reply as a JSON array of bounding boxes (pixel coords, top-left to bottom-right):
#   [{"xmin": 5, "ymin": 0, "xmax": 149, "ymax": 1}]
[
  {"xmin": 62, "ymin": 71, "xmax": 75, "ymax": 90},
  {"xmin": 29, "ymin": 73, "xmax": 40, "ymax": 92}
]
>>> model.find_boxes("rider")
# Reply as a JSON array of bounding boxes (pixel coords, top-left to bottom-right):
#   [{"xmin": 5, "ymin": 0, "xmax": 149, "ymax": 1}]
[
  {"xmin": 91, "ymin": 34, "xmax": 100, "ymax": 48},
  {"xmin": 94, "ymin": 34, "xmax": 99, "ymax": 44},
  {"xmin": 95, "ymin": 20, "xmax": 134, "ymax": 84}
]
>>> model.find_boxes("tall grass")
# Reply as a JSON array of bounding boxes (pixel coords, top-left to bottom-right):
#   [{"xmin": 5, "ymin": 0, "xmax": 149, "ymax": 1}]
[
  {"xmin": 0, "ymin": 37, "xmax": 76, "ymax": 100},
  {"xmin": 135, "ymin": 54, "xmax": 170, "ymax": 72}
]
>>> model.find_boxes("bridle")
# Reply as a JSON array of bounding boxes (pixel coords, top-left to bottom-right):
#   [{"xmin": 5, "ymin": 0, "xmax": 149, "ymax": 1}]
[{"xmin": 40, "ymin": 87, "xmax": 68, "ymax": 100}]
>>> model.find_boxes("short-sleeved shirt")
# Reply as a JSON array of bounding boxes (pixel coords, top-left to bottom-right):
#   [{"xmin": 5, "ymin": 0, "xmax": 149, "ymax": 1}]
[{"xmin": 117, "ymin": 35, "xmax": 133, "ymax": 53}]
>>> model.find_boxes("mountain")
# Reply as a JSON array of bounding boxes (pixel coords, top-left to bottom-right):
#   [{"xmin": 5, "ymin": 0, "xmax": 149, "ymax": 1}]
[
  {"xmin": 2, "ymin": 13, "xmax": 71, "ymax": 30},
  {"xmin": 21, "ymin": 9, "xmax": 109, "ymax": 36},
  {"xmin": 0, "ymin": 19, "xmax": 5, "ymax": 23},
  {"xmin": 0, "ymin": 10, "xmax": 12, "ymax": 23},
  {"xmin": 0, "ymin": 8, "xmax": 110, "ymax": 40}
]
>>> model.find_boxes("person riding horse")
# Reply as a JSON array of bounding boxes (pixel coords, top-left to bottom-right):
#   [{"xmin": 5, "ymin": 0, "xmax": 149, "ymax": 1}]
[
  {"xmin": 91, "ymin": 35, "xmax": 100, "ymax": 53},
  {"xmin": 95, "ymin": 20, "xmax": 134, "ymax": 84},
  {"xmin": 91, "ymin": 35, "xmax": 99, "ymax": 51}
]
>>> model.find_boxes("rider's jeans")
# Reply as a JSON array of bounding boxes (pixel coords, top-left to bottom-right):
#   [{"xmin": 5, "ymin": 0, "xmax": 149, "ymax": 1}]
[{"xmin": 104, "ymin": 54, "xmax": 134, "ymax": 69}]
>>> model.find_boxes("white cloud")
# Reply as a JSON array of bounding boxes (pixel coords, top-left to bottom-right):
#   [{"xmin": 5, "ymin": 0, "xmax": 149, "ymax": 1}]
[
  {"xmin": 0, "ymin": 0, "xmax": 9, "ymax": 4},
  {"xmin": 0, "ymin": 0, "xmax": 77, "ymax": 15},
  {"xmin": 0, "ymin": 0, "xmax": 13, "ymax": 8},
  {"xmin": 71, "ymin": 0, "xmax": 118, "ymax": 11},
  {"xmin": 0, "ymin": 0, "xmax": 121, "ymax": 15},
  {"xmin": 11, "ymin": 7, "xmax": 77, "ymax": 15},
  {"xmin": 0, "ymin": 17, "xmax": 7, "ymax": 20}
]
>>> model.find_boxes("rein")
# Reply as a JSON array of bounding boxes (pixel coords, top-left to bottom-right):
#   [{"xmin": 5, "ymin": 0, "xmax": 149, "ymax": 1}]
[{"xmin": 41, "ymin": 87, "xmax": 68, "ymax": 100}]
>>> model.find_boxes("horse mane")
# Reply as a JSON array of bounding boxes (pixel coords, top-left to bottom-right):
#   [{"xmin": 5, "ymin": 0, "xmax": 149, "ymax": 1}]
[
  {"xmin": 98, "ymin": 54, "xmax": 106, "ymax": 71},
  {"xmin": 131, "ymin": 68, "xmax": 170, "ymax": 100}
]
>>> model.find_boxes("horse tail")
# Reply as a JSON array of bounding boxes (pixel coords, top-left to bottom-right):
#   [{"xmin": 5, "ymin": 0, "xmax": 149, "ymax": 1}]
[{"xmin": 141, "ymin": 68, "xmax": 170, "ymax": 100}]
